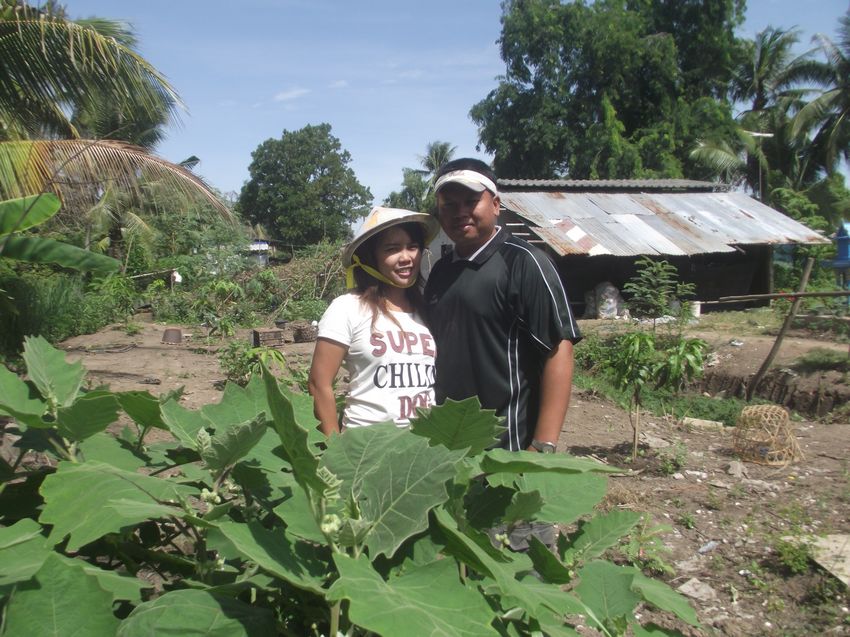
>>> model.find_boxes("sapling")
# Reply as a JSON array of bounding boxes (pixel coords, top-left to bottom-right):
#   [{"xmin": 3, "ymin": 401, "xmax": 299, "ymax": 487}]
[
  {"xmin": 623, "ymin": 256, "xmax": 696, "ymax": 332},
  {"xmin": 608, "ymin": 331, "xmax": 707, "ymax": 460}
]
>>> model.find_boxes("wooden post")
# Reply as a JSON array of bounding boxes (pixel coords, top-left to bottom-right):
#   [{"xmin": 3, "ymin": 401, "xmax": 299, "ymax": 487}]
[{"xmin": 745, "ymin": 257, "xmax": 814, "ymax": 402}]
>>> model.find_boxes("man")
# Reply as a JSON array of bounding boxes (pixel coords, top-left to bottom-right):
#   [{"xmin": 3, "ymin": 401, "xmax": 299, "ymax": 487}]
[{"xmin": 424, "ymin": 158, "xmax": 581, "ymax": 453}]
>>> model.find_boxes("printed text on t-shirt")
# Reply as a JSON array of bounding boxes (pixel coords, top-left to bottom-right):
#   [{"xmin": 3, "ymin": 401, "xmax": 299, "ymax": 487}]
[{"xmin": 370, "ymin": 330, "xmax": 436, "ymax": 357}]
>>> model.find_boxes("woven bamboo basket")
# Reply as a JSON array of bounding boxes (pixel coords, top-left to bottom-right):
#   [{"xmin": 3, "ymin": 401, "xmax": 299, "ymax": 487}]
[{"xmin": 733, "ymin": 404, "xmax": 803, "ymax": 466}]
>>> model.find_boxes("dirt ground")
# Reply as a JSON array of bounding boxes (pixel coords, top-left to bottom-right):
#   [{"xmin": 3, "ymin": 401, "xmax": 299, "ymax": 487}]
[{"xmin": 58, "ymin": 314, "xmax": 850, "ymax": 636}]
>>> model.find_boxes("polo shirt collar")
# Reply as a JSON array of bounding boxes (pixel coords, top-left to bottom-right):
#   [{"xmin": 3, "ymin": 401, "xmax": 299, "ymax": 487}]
[{"xmin": 452, "ymin": 226, "xmax": 506, "ymax": 264}]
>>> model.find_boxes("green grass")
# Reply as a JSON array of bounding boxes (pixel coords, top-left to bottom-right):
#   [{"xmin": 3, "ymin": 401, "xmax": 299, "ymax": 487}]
[
  {"xmin": 791, "ymin": 347, "xmax": 850, "ymax": 374},
  {"xmin": 574, "ymin": 371, "xmax": 754, "ymax": 426},
  {"xmin": 689, "ymin": 307, "xmax": 780, "ymax": 336}
]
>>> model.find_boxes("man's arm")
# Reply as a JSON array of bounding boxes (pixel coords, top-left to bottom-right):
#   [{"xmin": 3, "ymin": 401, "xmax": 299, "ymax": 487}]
[{"xmin": 528, "ymin": 339, "xmax": 574, "ymax": 450}]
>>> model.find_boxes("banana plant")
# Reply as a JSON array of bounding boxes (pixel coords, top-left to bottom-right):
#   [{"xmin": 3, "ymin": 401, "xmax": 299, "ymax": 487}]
[{"xmin": 0, "ymin": 193, "xmax": 119, "ymax": 272}]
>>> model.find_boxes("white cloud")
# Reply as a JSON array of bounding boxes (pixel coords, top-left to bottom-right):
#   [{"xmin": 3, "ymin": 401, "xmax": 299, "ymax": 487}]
[
  {"xmin": 273, "ymin": 87, "xmax": 310, "ymax": 102},
  {"xmin": 329, "ymin": 80, "xmax": 349, "ymax": 89}
]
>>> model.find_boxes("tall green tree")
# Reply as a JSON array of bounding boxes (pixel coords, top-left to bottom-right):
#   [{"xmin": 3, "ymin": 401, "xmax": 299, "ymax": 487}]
[
  {"xmin": 384, "ymin": 168, "xmax": 430, "ymax": 211},
  {"xmin": 470, "ymin": 0, "xmax": 742, "ymax": 179},
  {"xmin": 238, "ymin": 124, "xmax": 371, "ymax": 245}
]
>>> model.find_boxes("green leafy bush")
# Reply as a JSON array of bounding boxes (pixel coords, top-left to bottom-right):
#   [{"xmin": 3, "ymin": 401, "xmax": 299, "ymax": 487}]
[
  {"xmin": 573, "ymin": 333, "xmax": 615, "ymax": 371},
  {"xmin": 623, "ymin": 256, "xmax": 695, "ymax": 323},
  {"xmin": 0, "ymin": 271, "xmax": 141, "ymax": 356},
  {"xmin": 218, "ymin": 341, "xmax": 289, "ymax": 386},
  {"xmin": 0, "ymin": 337, "xmax": 701, "ymax": 636}
]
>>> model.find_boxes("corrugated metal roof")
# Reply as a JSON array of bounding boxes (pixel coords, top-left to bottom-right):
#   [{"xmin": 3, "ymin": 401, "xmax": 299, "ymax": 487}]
[
  {"xmin": 499, "ymin": 178, "xmax": 727, "ymax": 191},
  {"xmin": 499, "ymin": 190, "xmax": 828, "ymax": 257}
]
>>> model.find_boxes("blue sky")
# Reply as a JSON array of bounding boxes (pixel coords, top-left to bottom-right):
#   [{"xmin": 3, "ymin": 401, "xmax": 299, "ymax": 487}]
[{"xmin": 68, "ymin": 0, "xmax": 849, "ymax": 205}]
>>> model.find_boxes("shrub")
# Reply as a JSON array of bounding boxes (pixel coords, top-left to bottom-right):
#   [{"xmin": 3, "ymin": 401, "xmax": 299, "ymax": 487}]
[
  {"xmin": 623, "ymin": 256, "xmax": 695, "ymax": 323},
  {"xmin": 0, "ymin": 271, "xmax": 141, "ymax": 356}
]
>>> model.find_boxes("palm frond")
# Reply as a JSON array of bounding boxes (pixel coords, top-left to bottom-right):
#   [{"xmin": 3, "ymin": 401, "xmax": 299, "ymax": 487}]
[
  {"xmin": 0, "ymin": 139, "xmax": 232, "ymax": 221},
  {"xmin": 791, "ymin": 89, "xmax": 840, "ymax": 139},
  {"xmin": 120, "ymin": 209, "xmax": 153, "ymax": 237},
  {"xmin": 689, "ymin": 140, "xmax": 745, "ymax": 175},
  {"xmin": 0, "ymin": 14, "xmax": 183, "ymax": 138}
]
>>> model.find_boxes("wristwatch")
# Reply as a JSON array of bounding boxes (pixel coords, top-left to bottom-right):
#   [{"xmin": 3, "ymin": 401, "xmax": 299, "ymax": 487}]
[{"xmin": 531, "ymin": 439, "xmax": 557, "ymax": 453}]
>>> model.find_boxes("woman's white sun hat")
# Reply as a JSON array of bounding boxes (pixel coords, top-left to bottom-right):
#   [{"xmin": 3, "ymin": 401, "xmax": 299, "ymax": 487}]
[
  {"xmin": 342, "ymin": 207, "xmax": 440, "ymax": 268},
  {"xmin": 342, "ymin": 207, "xmax": 440, "ymax": 289}
]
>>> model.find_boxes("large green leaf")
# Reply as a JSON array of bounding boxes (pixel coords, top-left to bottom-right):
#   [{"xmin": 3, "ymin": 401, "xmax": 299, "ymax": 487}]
[
  {"xmin": 117, "ymin": 390, "xmax": 168, "ymax": 432},
  {"xmin": 78, "ymin": 432, "xmax": 147, "ymax": 471},
  {"xmin": 631, "ymin": 571, "xmax": 700, "ymax": 627},
  {"xmin": 537, "ymin": 613, "xmax": 583, "ymax": 637},
  {"xmin": 0, "ymin": 363, "xmax": 46, "ymax": 428},
  {"xmin": 3, "ymin": 553, "xmax": 120, "ymax": 636},
  {"xmin": 22, "ymin": 335, "xmax": 85, "ymax": 409},
  {"xmin": 434, "ymin": 506, "xmax": 580, "ymax": 618},
  {"xmin": 465, "ymin": 483, "xmax": 517, "ymax": 529},
  {"xmin": 202, "ymin": 415, "xmax": 268, "ymax": 474},
  {"xmin": 40, "ymin": 460, "xmax": 193, "ymax": 550},
  {"xmin": 0, "ymin": 524, "xmax": 138, "ymax": 604},
  {"xmin": 161, "ymin": 397, "xmax": 208, "ymax": 448},
  {"xmin": 55, "ymin": 391, "xmax": 120, "ymax": 441},
  {"xmin": 262, "ymin": 367, "xmax": 324, "ymax": 493},
  {"xmin": 214, "ymin": 520, "xmax": 328, "ymax": 595},
  {"xmin": 481, "ymin": 449, "xmax": 619, "ymax": 474},
  {"xmin": 513, "ymin": 574, "xmax": 589, "ymax": 618},
  {"xmin": 503, "ymin": 489, "xmax": 544, "ymax": 524},
  {"xmin": 117, "ymin": 589, "xmax": 275, "ymax": 637},
  {"xmin": 409, "ymin": 396, "xmax": 504, "ymax": 454},
  {"xmin": 527, "ymin": 536, "xmax": 572, "ymax": 585},
  {"xmin": 1, "ymin": 235, "xmax": 120, "ymax": 272},
  {"xmin": 575, "ymin": 560, "xmax": 641, "ymax": 630},
  {"xmin": 201, "ymin": 374, "xmax": 270, "ymax": 432},
  {"xmin": 0, "ymin": 518, "xmax": 49, "ymax": 587},
  {"xmin": 512, "ymin": 471, "xmax": 608, "ymax": 524},
  {"xmin": 0, "ymin": 193, "xmax": 60, "ymax": 235},
  {"xmin": 322, "ymin": 423, "xmax": 465, "ymax": 558},
  {"xmin": 284, "ymin": 384, "xmax": 320, "ymax": 430},
  {"xmin": 272, "ymin": 483, "xmax": 325, "ymax": 543},
  {"xmin": 566, "ymin": 509, "xmax": 642, "ymax": 563},
  {"xmin": 328, "ymin": 554, "xmax": 499, "ymax": 636}
]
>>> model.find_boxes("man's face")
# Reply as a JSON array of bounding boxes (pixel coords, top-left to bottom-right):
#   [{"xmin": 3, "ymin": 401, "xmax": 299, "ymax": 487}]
[{"xmin": 436, "ymin": 184, "xmax": 500, "ymax": 257}]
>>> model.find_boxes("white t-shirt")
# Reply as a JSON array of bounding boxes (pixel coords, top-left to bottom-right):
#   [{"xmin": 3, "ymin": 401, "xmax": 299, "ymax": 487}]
[{"xmin": 317, "ymin": 293, "xmax": 436, "ymax": 428}]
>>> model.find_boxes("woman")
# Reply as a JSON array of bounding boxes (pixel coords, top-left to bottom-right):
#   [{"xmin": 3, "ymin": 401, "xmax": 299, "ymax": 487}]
[{"xmin": 308, "ymin": 207, "xmax": 439, "ymax": 435}]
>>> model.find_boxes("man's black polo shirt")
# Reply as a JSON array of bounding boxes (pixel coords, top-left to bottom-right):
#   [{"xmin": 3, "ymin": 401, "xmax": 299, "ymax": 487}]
[{"xmin": 424, "ymin": 228, "xmax": 581, "ymax": 451}]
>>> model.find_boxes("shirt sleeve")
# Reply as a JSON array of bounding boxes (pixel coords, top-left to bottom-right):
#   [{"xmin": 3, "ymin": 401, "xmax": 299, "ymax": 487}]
[
  {"xmin": 511, "ymin": 245, "xmax": 582, "ymax": 351},
  {"xmin": 317, "ymin": 294, "xmax": 358, "ymax": 347}
]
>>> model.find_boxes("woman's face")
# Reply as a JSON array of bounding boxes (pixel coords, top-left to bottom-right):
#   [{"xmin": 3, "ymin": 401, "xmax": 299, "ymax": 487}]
[{"xmin": 374, "ymin": 226, "xmax": 421, "ymax": 287}]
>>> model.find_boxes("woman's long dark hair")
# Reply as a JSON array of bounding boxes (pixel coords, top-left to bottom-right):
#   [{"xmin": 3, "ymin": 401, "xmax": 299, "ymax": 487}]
[{"xmin": 352, "ymin": 222, "xmax": 426, "ymax": 331}]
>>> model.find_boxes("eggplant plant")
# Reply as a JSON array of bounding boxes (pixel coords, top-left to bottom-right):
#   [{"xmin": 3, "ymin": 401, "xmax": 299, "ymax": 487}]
[{"xmin": 0, "ymin": 336, "xmax": 700, "ymax": 636}]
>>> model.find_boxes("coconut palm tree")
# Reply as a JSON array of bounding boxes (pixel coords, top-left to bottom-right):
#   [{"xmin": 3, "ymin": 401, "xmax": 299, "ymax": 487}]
[
  {"xmin": 792, "ymin": 11, "xmax": 850, "ymax": 174},
  {"xmin": 731, "ymin": 27, "xmax": 817, "ymax": 118},
  {"xmin": 419, "ymin": 141, "xmax": 457, "ymax": 178},
  {"xmin": 693, "ymin": 26, "xmax": 829, "ymax": 198},
  {"xmin": 0, "ymin": 2, "xmax": 228, "ymax": 219}
]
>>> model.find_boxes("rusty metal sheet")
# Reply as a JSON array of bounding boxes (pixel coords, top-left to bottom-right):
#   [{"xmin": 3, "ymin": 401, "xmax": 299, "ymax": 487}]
[
  {"xmin": 499, "ymin": 189, "xmax": 827, "ymax": 258},
  {"xmin": 588, "ymin": 193, "xmax": 654, "ymax": 216},
  {"xmin": 641, "ymin": 214, "xmax": 733, "ymax": 255},
  {"xmin": 530, "ymin": 227, "xmax": 593, "ymax": 255}
]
